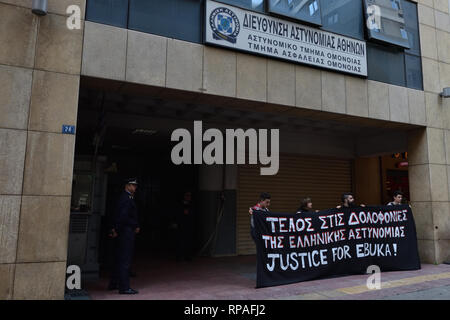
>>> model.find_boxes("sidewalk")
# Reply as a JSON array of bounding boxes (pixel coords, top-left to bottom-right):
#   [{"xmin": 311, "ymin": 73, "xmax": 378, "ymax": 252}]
[{"xmin": 85, "ymin": 255, "xmax": 450, "ymax": 300}]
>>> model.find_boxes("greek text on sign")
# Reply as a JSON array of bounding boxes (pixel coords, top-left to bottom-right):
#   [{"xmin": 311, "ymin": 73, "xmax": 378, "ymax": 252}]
[
  {"xmin": 253, "ymin": 205, "xmax": 420, "ymax": 288},
  {"xmin": 205, "ymin": 0, "xmax": 368, "ymax": 76}
]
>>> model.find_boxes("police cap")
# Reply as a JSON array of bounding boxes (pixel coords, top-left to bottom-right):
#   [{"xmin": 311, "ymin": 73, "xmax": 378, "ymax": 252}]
[{"xmin": 125, "ymin": 177, "xmax": 138, "ymax": 185}]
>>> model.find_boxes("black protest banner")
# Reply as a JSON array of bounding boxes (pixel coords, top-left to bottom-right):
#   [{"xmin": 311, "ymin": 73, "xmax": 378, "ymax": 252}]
[{"xmin": 253, "ymin": 205, "xmax": 421, "ymax": 288}]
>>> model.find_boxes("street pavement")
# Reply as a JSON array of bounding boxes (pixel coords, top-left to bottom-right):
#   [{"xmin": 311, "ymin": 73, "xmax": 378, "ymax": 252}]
[{"xmin": 85, "ymin": 255, "xmax": 450, "ymax": 300}]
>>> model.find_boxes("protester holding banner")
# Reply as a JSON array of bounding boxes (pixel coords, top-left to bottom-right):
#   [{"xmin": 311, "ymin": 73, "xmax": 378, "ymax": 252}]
[
  {"xmin": 296, "ymin": 197, "xmax": 319, "ymax": 214},
  {"xmin": 337, "ymin": 192, "xmax": 365, "ymax": 209},
  {"xmin": 249, "ymin": 192, "xmax": 271, "ymax": 242},
  {"xmin": 387, "ymin": 190, "xmax": 404, "ymax": 206},
  {"xmin": 252, "ymin": 204, "xmax": 421, "ymax": 288}
]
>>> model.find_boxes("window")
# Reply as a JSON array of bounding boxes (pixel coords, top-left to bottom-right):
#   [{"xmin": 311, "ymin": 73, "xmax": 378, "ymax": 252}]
[
  {"xmin": 402, "ymin": 0, "xmax": 423, "ymax": 89},
  {"xmin": 405, "ymin": 54, "xmax": 423, "ymax": 90},
  {"xmin": 402, "ymin": 0, "xmax": 420, "ymax": 56},
  {"xmin": 320, "ymin": 0, "xmax": 364, "ymax": 40},
  {"xmin": 367, "ymin": 42, "xmax": 406, "ymax": 87},
  {"xmin": 215, "ymin": 0, "xmax": 264, "ymax": 12},
  {"xmin": 391, "ymin": 0, "xmax": 400, "ymax": 10},
  {"xmin": 85, "ymin": 0, "xmax": 423, "ymax": 90},
  {"xmin": 86, "ymin": 0, "xmax": 129, "ymax": 28},
  {"xmin": 268, "ymin": 0, "xmax": 322, "ymax": 26},
  {"xmin": 363, "ymin": 0, "xmax": 410, "ymax": 49},
  {"xmin": 367, "ymin": 0, "xmax": 423, "ymax": 90},
  {"xmin": 128, "ymin": 0, "xmax": 203, "ymax": 43}
]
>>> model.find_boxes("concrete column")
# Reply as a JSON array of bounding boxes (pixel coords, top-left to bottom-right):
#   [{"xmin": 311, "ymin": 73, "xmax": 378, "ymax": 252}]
[
  {"xmin": 408, "ymin": 127, "xmax": 450, "ymax": 264},
  {"xmin": 197, "ymin": 164, "xmax": 237, "ymax": 256},
  {"xmin": 410, "ymin": 0, "xmax": 450, "ymax": 264},
  {"xmin": 0, "ymin": 1, "xmax": 85, "ymax": 299},
  {"xmin": 354, "ymin": 157, "xmax": 382, "ymax": 206}
]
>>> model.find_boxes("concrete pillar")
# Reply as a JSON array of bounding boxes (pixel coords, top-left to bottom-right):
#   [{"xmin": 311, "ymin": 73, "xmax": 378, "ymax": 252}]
[
  {"xmin": 408, "ymin": 126, "xmax": 450, "ymax": 264},
  {"xmin": 197, "ymin": 164, "xmax": 237, "ymax": 256},
  {"xmin": 408, "ymin": 0, "xmax": 450, "ymax": 264},
  {"xmin": 0, "ymin": 1, "xmax": 85, "ymax": 299},
  {"xmin": 354, "ymin": 157, "xmax": 382, "ymax": 206}
]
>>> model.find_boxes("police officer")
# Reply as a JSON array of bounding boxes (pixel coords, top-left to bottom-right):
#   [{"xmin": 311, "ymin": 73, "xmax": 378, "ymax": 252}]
[{"xmin": 108, "ymin": 178, "xmax": 140, "ymax": 294}]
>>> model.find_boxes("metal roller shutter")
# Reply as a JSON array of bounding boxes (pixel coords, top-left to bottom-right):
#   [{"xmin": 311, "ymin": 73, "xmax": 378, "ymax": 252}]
[{"xmin": 237, "ymin": 153, "xmax": 353, "ymax": 255}]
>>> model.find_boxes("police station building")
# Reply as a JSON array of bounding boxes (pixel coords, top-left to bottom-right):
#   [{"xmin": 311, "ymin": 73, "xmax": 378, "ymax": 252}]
[{"xmin": 1, "ymin": 0, "xmax": 450, "ymax": 299}]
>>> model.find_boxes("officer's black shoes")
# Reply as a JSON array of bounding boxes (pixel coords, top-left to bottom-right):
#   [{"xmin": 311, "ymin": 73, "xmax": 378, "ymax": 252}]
[
  {"xmin": 119, "ymin": 288, "xmax": 139, "ymax": 294},
  {"xmin": 107, "ymin": 283, "xmax": 118, "ymax": 291}
]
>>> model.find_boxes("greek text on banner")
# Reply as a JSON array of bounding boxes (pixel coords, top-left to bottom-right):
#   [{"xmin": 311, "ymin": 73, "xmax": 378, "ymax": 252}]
[{"xmin": 253, "ymin": 205, "xmax": 420, "ymax": 288}]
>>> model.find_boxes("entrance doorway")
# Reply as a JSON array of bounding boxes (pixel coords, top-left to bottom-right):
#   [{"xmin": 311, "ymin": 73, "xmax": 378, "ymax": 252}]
[
  {"xmin": 67, "ymin": 77, "xmax": 416, "ymax": 287},
  {"xmin": 354, "ymin": 153, "xmax": 410, "ymax": 207},
  {"xmin": 68, "ymin": 91, "xmax": 201, "ymax": 281}
]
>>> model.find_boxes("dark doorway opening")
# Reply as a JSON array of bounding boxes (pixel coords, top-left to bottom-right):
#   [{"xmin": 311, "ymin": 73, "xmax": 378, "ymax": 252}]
[{"xmin": 69, "ymin": 89, "xmax": 200, "ymax": 281}]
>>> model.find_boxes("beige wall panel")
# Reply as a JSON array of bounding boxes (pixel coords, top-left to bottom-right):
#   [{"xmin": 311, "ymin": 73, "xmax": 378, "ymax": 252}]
[
  {"xmin": 22, "ymin": 132, "xmax": 75, "ymax": 196},
  {"xmin": 0, "ymin": 65, "xmax": 32, "ymax": 130},
  {"xmin": 16, "ymin": 196, "xmax": 71, "ymax": 263},
  {"xmin": 0, "ymin": 4, "xmax": 37, "ymax": 68},
  {"xmin": 0, "ymin": 264, "xmax": 15, "ymax": 300},
  {"xmin": 0, "ymin": 129, "xmax": 27, "ymax": 195},
  {"xmin": 13, "ymin": 261, "xmax": 66, "ymax": 300},
  {"xmin": 0, "ymin": 196, "xmax": 21, "ymax": 263},
  {"xmin": 35, "ymin": 13, "xmax": 83, "ymax": 75}
]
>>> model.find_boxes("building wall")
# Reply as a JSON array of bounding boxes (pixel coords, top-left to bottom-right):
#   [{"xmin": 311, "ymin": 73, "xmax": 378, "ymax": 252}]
[
  {"xmin": 81, "ymin": 20, "xmax": 430, "ymax": 126},
  {"xmin": 0, "ymin": 1, "xmax": 85, "ymax": 300},
  {"xmin": 0, "ymin": 0, "xmax": 449, "ymax": 300},
  {"xmin": 407, "ymin": 0, "xmax": 450, "ymax": 264},
  {"xmin": 78, "ymin": 0, "xmax": 450, "ymax": 264}
]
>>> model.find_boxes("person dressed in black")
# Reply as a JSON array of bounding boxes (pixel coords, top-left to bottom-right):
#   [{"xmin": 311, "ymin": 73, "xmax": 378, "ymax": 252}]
[
  {"xmin": 336, "ymin": 192, "xmax": 365, "ymax": 209},
  {"xmin": 387, "ymin": 190, "xmax": 404, "ymax": 206},
  {"xmin": 296, "ymin": 197, "xmax": 319, "ymax": 213},
  {"xmin": 249, "ymin": 192, "xmax": 271, "ymax": 242},
  {"xmin": 108, "ymin": 178, "xmax": 140, "ymax": 294},
  {"xmin": 176, "ymin": 191, "xmax": 194, "ymax": 261}
]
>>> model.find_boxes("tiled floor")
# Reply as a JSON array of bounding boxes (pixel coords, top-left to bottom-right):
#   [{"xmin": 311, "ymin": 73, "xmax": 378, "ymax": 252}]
[{"xmin": 84, "ymin": 255, "xmax": 450, "ymax": 300}]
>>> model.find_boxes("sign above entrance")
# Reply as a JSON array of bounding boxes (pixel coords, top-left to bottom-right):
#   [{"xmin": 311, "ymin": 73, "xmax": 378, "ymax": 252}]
[{"xmin": 205, "ymin": 0, "xmax": 368, "ymax": 76}]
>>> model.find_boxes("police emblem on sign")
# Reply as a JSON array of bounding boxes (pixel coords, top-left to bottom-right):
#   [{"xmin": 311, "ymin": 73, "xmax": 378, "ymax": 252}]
[{"xmin": 209, "ymin": 7, "xmax": 240, "ymax": 44}]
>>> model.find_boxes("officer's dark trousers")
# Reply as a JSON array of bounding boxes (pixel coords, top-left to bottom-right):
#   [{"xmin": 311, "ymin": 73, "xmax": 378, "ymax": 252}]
[{"xmin": 110, "ymin": 226, "xmax": 135, "ymax": 291}]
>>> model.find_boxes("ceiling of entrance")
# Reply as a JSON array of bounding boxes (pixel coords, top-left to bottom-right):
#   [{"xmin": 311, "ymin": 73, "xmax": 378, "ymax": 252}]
[{"xmin": 76, "ymin": 77, "xmax": 420, "ymax": 155}]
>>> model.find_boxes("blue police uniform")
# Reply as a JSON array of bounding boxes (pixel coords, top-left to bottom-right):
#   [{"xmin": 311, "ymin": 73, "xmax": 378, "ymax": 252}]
[{"xmin": 109, "ymin": 188, "xmax": 139, "ymax": 293}]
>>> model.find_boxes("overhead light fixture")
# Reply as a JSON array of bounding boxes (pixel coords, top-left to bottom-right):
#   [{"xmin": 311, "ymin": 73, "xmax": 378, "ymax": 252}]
[
  {"xmin": 32, "ymin": 0, "xmax": 48, "ymax": 16},
  {"xmin": 439, "ymin": 87, "xmax": 450, "ymax": 98},
  {"xmin": 132, "ymin": 129, "xmax": 158, "ymax": 136}
]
